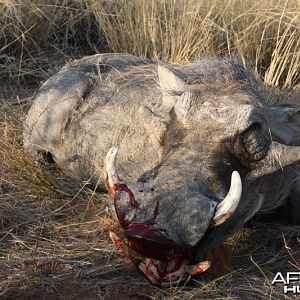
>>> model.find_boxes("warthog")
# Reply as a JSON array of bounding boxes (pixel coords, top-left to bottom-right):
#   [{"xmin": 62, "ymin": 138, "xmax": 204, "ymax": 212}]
[{"xmin": 24, "ymin": 54, "xmax": 300, "ymax": 286}]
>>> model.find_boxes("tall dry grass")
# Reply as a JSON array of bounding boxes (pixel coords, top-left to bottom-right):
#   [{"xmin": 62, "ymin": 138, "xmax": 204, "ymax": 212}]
[
  {"xmin": 0, "ymin": 0, "xmax": 107, "ymax": 98},
  {"xmin": 92, "ymin": 0, "xmax": 300, "ymax": 89},
  {"xmin": 1, "ymin": 0, "xmax": 300, "ymax": 97}
]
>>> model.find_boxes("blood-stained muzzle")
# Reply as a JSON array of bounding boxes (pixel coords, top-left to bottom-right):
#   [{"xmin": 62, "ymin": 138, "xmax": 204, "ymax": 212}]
[
  {"xmin": 125, "ymin": 224, "xmax": 189, "ymax": 261},
  {"xmin": 103, "ymin": 147, "xmax": 242, "ymax": 286}
]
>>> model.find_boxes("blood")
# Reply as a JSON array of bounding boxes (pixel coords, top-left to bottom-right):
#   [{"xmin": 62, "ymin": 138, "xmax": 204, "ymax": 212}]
[
  {"xmin": 114, "ymin": 184, "xmax": 141, "ymax": 210},
  {"xmin": 110, "ymin": 234, "xmax": 123, "ymax": 252},
  {"xmin": 111, "ymin": 183, "xmax": 141, "ymax": 230},
  {"xmin": 110, "ymin": 182, "xmax": 193, "ymax": 281},
  {"xmin": 146, "ymin": 201, "xmax": 159, "ymax": 224},
  {"xmin": 166, "ymin": 258, "xmax": 185, "ymax": 273},
  {"xmin": 196, "ymin": 265, "xmax": 205, "ymax": 273},
  {"xmin": 139, "ymin": 257, "xmax": 187, "ymax": 286},
  {"xmin": 125, "ymin": 223, "xmax": 187, "ymax": 261}
]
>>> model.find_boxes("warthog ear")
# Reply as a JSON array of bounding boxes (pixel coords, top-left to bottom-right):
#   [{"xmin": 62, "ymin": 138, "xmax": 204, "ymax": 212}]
[
  {"xmin": 268, "ymin": 106, "xmax": 300, "ymax": 145},
  {"xmin": 157, "ymin": 65, "xmax": 186, "ymax": 93},
  {"xmin": 158, "ymin": 65, "xmax": 187, "ymax": 109}
]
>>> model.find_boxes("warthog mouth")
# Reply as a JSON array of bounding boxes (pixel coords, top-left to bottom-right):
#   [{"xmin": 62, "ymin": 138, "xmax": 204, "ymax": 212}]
[{"xmin": 103, "ymin": 147, "xmax": 242, "ymax": 286}]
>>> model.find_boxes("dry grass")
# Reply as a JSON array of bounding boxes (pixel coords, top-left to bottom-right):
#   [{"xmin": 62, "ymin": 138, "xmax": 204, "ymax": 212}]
[
  {"xmin": 92, "ymin": 0, "xmax": 300, "ymax": 90},
  {"xmin": 1, "ymin": 0, "xmax": 300, "ymax": 98},
  {"xmin": 1, "ymin": 0, "xmax": 300, "ymax": 298}
]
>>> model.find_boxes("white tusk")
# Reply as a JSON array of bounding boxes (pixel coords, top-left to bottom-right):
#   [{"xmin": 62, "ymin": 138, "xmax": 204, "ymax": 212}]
[
  {"xmin": 104, "ymin": 147, "xmax": 120, "ymax": 187},
  {"xmin": 185, "ymin": 260, "xmax": 211, "ymax": 275},
  {"xmin": 211, "ymin": 171, "xmax": 242, "ymax": 227}
]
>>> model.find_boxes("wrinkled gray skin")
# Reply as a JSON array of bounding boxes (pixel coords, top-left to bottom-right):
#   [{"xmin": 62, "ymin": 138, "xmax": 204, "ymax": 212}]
[{"xmin": 24, "ymin": 54, "xmax": 300, "ymax": 262}]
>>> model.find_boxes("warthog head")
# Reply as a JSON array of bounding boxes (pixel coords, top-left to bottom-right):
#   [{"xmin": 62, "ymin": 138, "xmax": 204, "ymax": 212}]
[
  {"xmin": 24, "ymin": 55, "xmax": 300, "ymax": 286},
  {"xmin": 102, "ymin": 60, "xmax": 300, "ymax": 285}
]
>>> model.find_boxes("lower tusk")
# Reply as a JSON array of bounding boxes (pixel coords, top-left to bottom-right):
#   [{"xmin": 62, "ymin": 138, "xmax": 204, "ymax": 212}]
[
  {"xmin": 211, "ymin": 171, "xmax": 242, "ymax": 227},
  {"xmin": 103, "ymin": 147, "xmax": 120, "ymax": 188},
  {"xmin": 185, "ymin": 260, "xmax": 211, "ymax": 275}
]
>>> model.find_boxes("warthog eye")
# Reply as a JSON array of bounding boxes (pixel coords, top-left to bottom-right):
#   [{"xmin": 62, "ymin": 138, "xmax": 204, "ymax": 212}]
[{"xmin": 242, "ymin": 122, "xmax": 270, "ymax": 162}]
